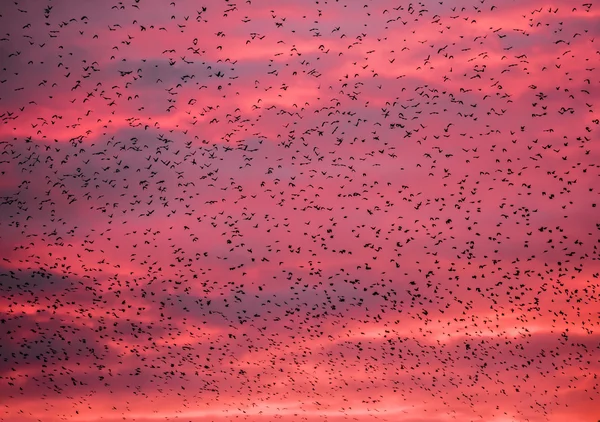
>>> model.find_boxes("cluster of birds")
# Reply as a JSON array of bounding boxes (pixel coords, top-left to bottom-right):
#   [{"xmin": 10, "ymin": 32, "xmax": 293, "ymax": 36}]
[{"xmin": 0, "ymin": 0, "xmax": 598, "ymax": 421}]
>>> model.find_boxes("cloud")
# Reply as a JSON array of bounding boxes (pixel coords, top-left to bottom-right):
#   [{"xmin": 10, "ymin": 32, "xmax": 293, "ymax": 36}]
[{"xmin": 1, "ymin": 0, "xmax": 598, "ymax": 421}]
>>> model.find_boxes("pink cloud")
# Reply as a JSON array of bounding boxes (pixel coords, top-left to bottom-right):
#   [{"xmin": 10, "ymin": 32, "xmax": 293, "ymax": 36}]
[{"xmin": 1, "ymin": 0, "xmax": 598, "ymax": 421}]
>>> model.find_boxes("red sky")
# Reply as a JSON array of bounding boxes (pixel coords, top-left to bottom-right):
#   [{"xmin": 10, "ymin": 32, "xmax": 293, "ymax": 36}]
[{"xmin": 0, "ymin": 0, "xmax": 599, "ymax": 421}]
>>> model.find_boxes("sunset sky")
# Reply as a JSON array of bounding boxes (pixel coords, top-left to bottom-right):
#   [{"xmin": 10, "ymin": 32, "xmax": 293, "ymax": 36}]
[{"xmin": 0, "ymin": 0, "xmax": 599, "ymax": 421}]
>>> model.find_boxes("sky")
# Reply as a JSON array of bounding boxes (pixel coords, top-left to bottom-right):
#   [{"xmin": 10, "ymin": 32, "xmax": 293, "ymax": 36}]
[{"xmin": 0, "ymin": 0, "xmax": 599, "ymax": 421}]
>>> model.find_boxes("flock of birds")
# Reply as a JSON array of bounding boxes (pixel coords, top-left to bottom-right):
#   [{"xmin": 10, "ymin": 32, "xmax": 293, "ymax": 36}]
[{"xmin": 0, "ymin": 0, "xmax": 598, "ymax": 421}]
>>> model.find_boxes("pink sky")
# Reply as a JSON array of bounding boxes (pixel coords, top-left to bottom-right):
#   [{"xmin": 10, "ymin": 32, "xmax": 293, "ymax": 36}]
[{"xmin": 0, "ymin": 0, "xmax": 599, "ymax": 421}]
